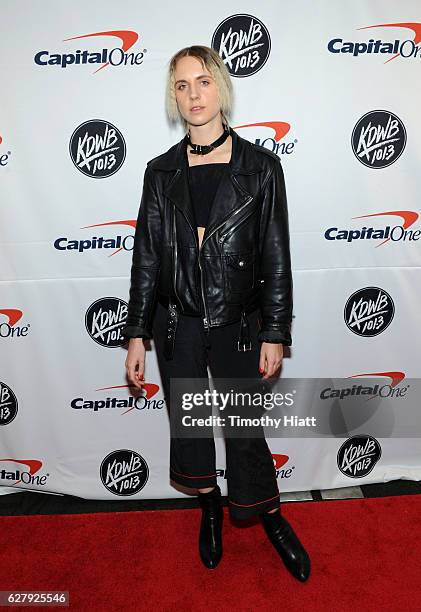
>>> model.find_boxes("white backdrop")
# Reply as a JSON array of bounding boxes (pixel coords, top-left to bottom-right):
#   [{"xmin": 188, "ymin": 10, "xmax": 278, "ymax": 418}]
[{"xmin": 1, "ymin": 1, "xmax": 420, "ymax": 500}]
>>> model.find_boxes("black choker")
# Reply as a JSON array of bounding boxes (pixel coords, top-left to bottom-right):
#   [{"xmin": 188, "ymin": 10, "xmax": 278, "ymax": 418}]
[{"xmin": 186, "ymin": 124, "xmax": 230, "ymax": 155}]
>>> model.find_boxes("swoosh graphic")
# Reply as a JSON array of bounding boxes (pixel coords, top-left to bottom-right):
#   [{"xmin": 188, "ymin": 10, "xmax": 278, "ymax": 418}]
[
  {"xmin": 352, "ymin": 210, "xmax": 419, "ymax": 247},
  {"xmin": 272, "ymin": 453, "xmax": 289, "ymax": 469},
  {"xmin": 63, "ymin": 30, "xmax": 139, "ymax": 74},
  {"xmin": 357, "ymin": 22, "xmax": 421, "ymax": 64},
  {"xmin": 80, "ymin": 220, "xmax": 137, "ymax": 257},
  {"xmin": 0, "ymin": 309, "xmax": 23, "ymax": 326},
  {"xmin": 235, "ymin": 121, "xmax": 291, "ymax": 142},
  {"xmin": 349, "ymin": 371, "xmax": 405, "ymax": 387},
  {"xmin": 81, "ymin": 220, "xmax": 137, "ymax": 229}
]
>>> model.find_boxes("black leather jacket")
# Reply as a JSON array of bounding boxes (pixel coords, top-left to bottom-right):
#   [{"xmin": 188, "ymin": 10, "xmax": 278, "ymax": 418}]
[{"xmin": 122, "ymin": 127, "xmax": 293, "ymax": 358}]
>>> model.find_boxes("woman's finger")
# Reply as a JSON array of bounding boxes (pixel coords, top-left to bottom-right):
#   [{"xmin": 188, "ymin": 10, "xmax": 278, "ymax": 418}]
[
  {"xmin": 126, "ymin": 365, "xmax": 136, "ymax": 384},
  {"xmin": 126, "ymin": 362, "xmax": 143, "ymax": 389},
  {"xmin": 136, "ymin": 362, "xmax": 145, "ymax": 380},
  {"xmin": 259, "ymin": 350, "xmax": 266, "ymax": 375}
]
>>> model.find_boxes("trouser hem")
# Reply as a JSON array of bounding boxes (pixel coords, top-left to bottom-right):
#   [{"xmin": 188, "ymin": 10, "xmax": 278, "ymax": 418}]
[
  {"xmin": 228, "ymin": 493, "xmax": 281, "ymax": 521},
  {"xmin": 170, "ymin": 467, "xmax": 218, "ymax": 490}
]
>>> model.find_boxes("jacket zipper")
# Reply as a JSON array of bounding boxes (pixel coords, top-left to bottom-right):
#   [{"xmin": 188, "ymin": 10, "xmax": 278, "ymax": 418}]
[
  {"xmin": 199, "ymin": 194, "xmax": 253, "ymax": 329},
  {"xmin": 179, "ymin": 205, "xmax": 227, "ymax": 330},
  {"xmin": 172, "ymin": 206, "xmax": 182, "ymax": 310},
  {"xmin": 172, "ymin": 202, "xmax": 207, "ymax": 322},
  {"xmin": 187, "ymin": 210, "xmax": 209, "ymax": 329},
  {"xmin": 170, "ymin": 170, "xmax": 254, "ymax": 328},
  {"xmin": 218, "ymin": 200, "xmax": 255, "ymax": 244}
]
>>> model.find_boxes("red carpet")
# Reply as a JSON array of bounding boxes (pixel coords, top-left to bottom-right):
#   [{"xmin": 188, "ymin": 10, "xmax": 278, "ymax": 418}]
[{"xmin": 1, "ymin": 494, "xmax": 420, "ymax": 611}]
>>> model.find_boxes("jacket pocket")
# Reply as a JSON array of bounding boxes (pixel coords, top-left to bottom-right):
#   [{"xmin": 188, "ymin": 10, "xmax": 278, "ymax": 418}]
[{"xmin": 223, "ymin": 251, "xmax": 255, "ymax": 301}]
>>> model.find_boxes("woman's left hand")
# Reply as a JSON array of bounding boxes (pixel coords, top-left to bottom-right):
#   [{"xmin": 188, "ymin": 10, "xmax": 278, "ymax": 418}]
[{"xmin": 259, "ymin": 342, "xmax": 284, "ymax": 379}]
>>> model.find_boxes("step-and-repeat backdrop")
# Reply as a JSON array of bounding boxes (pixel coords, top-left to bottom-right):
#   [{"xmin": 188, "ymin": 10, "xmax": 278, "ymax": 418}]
[{"xmin": 1, "ymin": 1, "xmax": 420, "ymax": 500}]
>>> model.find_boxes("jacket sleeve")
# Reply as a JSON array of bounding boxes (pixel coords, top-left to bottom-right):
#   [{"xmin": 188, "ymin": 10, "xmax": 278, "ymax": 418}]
[
  {"xmin": 257, "ymin": 157, "xmax": 293, "ymax": 346},
  {"xmin": 121, "ymin": 163, "xmax": 162, "ymax": 340}
]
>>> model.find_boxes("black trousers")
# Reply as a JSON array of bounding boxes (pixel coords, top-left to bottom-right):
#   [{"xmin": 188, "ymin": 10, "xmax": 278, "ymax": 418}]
[{"xmin": 152, "ymin": 299, "xmax": 280, "ymax": 520}]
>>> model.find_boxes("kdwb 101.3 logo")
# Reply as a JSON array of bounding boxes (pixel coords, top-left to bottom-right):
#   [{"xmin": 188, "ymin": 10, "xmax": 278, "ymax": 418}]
[
  {"xmin": 85, "ymin": 297, "xmax": 128, "ymax": 347},
  {"xmin": 100, "ymin": 449, "xmax": 149, "ymax": 495},
  {"xmin": 69, "ymin": 119, "xmax": 126, "ymax": 178}
]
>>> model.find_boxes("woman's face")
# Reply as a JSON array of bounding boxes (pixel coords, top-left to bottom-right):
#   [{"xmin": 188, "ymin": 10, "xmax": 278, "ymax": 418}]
[{"xmin": 174, "ymin": 55, "xmax": 221, "ymax": 128}]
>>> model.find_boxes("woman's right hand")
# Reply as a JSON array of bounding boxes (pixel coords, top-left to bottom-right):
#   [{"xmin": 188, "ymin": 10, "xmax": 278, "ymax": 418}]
[{"xmin": 125, "ymin": 338, "xmax": 146, "ymax": 389}]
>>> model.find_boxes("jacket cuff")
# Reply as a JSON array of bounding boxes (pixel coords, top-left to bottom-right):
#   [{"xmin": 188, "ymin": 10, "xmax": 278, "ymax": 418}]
[
  {"xmin": 121, "ymin": 325, "xmax": 153, "ymax": 340},
  {"xmin": 258, "ymin": 325, "xmax": 292, "ymax": 346}
]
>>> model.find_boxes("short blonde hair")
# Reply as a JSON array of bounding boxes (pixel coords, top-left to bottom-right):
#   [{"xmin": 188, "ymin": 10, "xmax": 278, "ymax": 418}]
[{"xmin": 165, "ymin": 45, "xmax": 234, "ymax": 132}]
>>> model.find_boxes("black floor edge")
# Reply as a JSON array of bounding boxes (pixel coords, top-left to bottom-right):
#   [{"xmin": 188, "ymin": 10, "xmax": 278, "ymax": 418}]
[{"xmin": 0, "ymin": 479, "xmax": 420, "ymax": 517}]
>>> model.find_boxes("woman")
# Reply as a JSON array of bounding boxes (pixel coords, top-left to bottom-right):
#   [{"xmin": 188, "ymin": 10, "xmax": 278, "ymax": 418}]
[{"xmin": 122, "ymin": 45, "xmax": 310, "ymax": 581}]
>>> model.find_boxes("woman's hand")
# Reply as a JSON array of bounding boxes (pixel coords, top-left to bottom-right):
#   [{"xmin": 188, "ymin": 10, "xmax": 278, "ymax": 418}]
[
  {"xmin": 125, "ymin": 338, "xmax": 146, "ymax": 389},
  {"xmin": 259, "ymin": 342, "xmax": 284, "ymax": 379}
]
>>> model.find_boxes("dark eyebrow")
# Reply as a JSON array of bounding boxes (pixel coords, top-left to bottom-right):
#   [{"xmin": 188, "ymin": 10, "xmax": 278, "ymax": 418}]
[{"xmin": 175, "ymin": 74, "xmax": 213, "ymax": 85}]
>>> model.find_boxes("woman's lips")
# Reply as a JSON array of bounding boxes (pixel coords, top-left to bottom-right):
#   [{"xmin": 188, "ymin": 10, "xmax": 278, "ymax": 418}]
[{"xmin": 190, "ymin": 106, "xmax": 204, "ymax": 112}]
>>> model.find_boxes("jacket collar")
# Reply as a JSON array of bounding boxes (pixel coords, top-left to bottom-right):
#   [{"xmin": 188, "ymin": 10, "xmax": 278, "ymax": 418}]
[{"xmin": 153, "ymin": 127, "xmax": 264, "ymax": 243}]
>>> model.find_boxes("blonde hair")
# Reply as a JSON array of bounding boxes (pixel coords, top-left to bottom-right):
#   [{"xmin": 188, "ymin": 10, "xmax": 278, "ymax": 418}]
[{"xmin": 165, "ymin": 45, "xmax": 234, "ymax": 132}]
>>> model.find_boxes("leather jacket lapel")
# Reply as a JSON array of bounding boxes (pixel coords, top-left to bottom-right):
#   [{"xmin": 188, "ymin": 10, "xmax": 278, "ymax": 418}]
[{"xmin": 158, "ymin": 128, "xmax": 265, "ymax": 244}]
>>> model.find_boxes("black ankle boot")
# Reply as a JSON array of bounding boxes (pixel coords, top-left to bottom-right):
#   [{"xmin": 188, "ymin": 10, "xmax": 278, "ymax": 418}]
[
  {"xmin": 197, "ymin": 485, "xmax": 223, "ymax": 569},
  {"xmin": 261, "ymin": 508, "xmax": 311, "ymax": 582}
]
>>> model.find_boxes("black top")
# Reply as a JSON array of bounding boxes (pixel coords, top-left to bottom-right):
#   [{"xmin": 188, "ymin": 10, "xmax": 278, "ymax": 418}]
[{"xmin": 188, "ymin": 163, "xmax": 229, "ymax": 227}]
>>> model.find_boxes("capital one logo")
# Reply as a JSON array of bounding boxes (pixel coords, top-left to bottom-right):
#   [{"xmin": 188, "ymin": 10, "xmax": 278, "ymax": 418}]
[
  {"xmin": 217, "ymin": 453, "xmax": 295, "ymax": 481},
  {"xmin": 322, "ymin": 371, "xmax": 409, "ymax": 403},
  {"xmin": 0, "ymin": 309, "xmax": 31, "ymax": 338},
  {"xmin": 71, "ymin": 382, "xmax": 164, "ymax": 414},
  {"xmin": 0, "ymin": 458, "xmax": 49, "ymax": 487},
  {"xmin": 235, "ymin": 121, "xmax": 298, "ymax": 156},
  {"xmin": 34, "ymin": 30, "xmax": 146, "ymax": 73},
  {"xmin": 212, "ymin": 14, "xmax": 271, "ymax": 77},
  {"xmin": 54, "ymin": 219, "xmax": 136, "ymax": 257},
  {"xmin": 325, "ymin": 210, "xmax": 420, "ymax": 247},
  {"xmin": 328, "ymin": 22, "xmax": 421, "ymax": 64}
]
